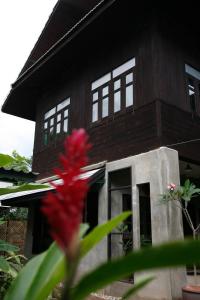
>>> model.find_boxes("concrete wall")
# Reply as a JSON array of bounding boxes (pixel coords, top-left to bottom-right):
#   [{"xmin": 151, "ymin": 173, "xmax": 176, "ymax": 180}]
[{"xmin": 79, "ymin": 147, "xmax": 186, "ymax": 300}]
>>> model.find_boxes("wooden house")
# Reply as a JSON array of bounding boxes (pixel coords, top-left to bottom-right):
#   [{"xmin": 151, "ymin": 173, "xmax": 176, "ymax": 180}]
[{"xmin": 1, "ymin": 1, "xmax": 200, "ymax": 299}]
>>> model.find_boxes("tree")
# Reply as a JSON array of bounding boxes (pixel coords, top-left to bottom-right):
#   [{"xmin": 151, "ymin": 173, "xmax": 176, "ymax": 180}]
[
  {"xmin": 161, "ymin": 179, "xmax": 200, "ymax": 284},
  {"xmin": 2, "ymin": 150, "xmax": 32, "ymax": 173}
]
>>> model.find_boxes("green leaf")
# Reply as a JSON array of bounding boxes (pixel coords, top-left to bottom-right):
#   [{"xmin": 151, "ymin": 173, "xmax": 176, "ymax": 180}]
[
  {"xmin": 71, "ymin": 239, "xmax": 200, "ymax": 300},
  {"xmin": 5, "ymin": 212, "xmax": 131, "ymax": 300},
  {"xmin": 0, "ymin": 256, "xmax": 10, "ymax": 272},
  {"xmin": 0, "ymin": 217, "xmax": 5, "ymax": 225},
  {"xmin": 0, "ymin": 154, "xmax": 15, "ymax": 168},
  {"xmin": 79, "ymin": 223, "xmax": 90, "ymax": 239},
  {"xmin": 80, "ymin": 211, "xmax": 132, "ymax": 257},
  {"xmin": 4, "ymin": 243, "xmax": 65, "ymax": 300},
  {"xmin": 0, "ymin": 240, "xmax": 19, "ymax": 253},
  {"xmin": 122, "ymin": 277, "xmax": 154, "ymax": 300}
]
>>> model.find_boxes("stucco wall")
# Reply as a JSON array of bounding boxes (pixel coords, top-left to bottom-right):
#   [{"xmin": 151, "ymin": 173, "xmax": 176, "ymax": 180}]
[{"xmin": 79, "ymin": 147, "xmax": 186, "ymax": 300}]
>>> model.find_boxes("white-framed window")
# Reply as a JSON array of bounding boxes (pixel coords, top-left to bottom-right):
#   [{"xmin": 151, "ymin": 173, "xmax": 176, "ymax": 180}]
[
  {"xmin": 43, "ymin": 97, "xmax": 70, "ymax": 145},
  {"xmin": 185, "ymin": 64, "xmax": 200, "ymax": 114},
  {"xmin": 91, "ymin": 58, "xmax": 135, "ymax": 123}
]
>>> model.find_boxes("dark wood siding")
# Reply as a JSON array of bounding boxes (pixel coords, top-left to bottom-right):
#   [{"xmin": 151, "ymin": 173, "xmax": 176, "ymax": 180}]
[
  {"xmin": 33, "ymin": 101, "xmax": 159, "ymax": 178},
  {"xmin": 160, "ymin": 101, "xmax": 200, "ymax": 162},
  {"xmin": 32, "ymin": 24, "xmax": 200, "ymax": 179}
]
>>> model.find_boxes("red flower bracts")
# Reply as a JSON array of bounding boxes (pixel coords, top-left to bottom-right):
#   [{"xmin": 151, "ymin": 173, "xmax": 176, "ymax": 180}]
[{"xmin": 41, "ymin": 129, "xmax": 91, "ymax": 255}]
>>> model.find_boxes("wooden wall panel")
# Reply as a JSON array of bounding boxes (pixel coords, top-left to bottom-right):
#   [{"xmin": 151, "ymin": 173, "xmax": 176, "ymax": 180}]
[
  {"xmin": 33, "ymin": 102, "xmax": 159, "ymax": 179},
  {"xmin": 161, "ymin": 102, "xmax": 200, "ymax": 163}
]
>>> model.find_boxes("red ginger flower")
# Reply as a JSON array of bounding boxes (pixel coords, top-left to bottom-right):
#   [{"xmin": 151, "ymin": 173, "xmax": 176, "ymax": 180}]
[{"xmin": 41, "ymin": 129, "xmax": 91, "ymax": 255}]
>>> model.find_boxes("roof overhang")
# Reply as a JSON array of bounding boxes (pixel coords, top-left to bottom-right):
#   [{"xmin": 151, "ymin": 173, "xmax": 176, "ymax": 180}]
[
  {"xmin": 0, "ymin": 168, "xmax": 37, "ymax": 183},
  {"xmin": 2, "ymin": 0, "xmax": 116, "ymax": 121},
  {"xmin": 2, "ymin": 1, "xmax": 200, "ymax": 121},
  {"xmin": 0, "ymin": 168, "xmax": 105, "ymax": 207}
]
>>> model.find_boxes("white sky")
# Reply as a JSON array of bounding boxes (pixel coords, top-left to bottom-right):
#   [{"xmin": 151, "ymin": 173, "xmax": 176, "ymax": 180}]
[{"xmin": 0, "ymin": 0, "xmax": 57, "ymax": 157}]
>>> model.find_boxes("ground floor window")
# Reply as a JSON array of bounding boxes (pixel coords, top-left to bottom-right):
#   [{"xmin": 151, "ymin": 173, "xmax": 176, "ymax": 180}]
[
  {"xmin": 32, "ymin": 205, "xmax": 52, "ymax": 254},
  {"xmin": 83, "ymin": 190, "xmax": 99, "ymax": 232},
  {"xmin": 108, "ymin": 167, "xmax": 133, "ymax": 282},
  {"xmin": 138, "ymin": 183, "xmax": 152, "ymax": 248}
]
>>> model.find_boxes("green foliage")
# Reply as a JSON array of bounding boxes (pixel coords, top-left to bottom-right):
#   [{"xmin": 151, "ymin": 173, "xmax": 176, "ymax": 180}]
[
  {"xmin": 0, "ymin": 217, "xmax": 5, "ymax": 225},
  {"xmin": 180, "ymin": 179, "xmax": 200, "ymax": 203},
  {"xmin": 0, "ymin": 252, "xmax": 26, "ymax": 299},
  {"xmin": 0, "ymin": 256, "xmax": 10, "ymax": 272},
  {"xmin": 71, "ymin": 240, "xmax": 200, "ymax": 300},
  {"xmin": 81, "ymin": 212, "xmax": 131, "ymax": 257},
  {"xmin": 4, "ymin": 213, "xmax": 131, "ymax": 300},
  {"xmin": 0, "ymin": 240, "xmax": 19, "ymax": 253},
  {"xmin": 0, "ymin": 219, "xmax": 25, "ymax": 298},
  {"xmin": 0, "ymin": 154, "xmax": 15, "ymax": 168},
  {"xmin": 0, "ymin": 183, "xmax": 49, "ymax": 196},
  {"xmin": 161, "ymin": 179, "xmax": 200, "ymax": 205},
  {"xmin": 0, "ymin": 208, "xmax": 29, "ymax": 221},
  {"xmin": 4, "ymin": 211, "xmax": 200, "ymax": 300},
  {"xmin": 161, "ymin": 179, "xmax": 200, "ymax": 283},
  {"xmin": 3, "ymin": 150, "xmax": 32, "ymax": 173}
]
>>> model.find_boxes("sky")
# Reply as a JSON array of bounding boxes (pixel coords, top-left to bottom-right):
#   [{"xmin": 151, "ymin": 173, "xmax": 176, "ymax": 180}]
[{"xmin": 0, "ymin": 0, "xmax": 57, "ymax": 158}]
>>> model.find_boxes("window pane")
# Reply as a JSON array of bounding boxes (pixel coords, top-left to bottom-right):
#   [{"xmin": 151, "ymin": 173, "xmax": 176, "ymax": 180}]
[
  {"xmin": 44, "ymin": 122, "xmax": 48, "ymax": 129},
  {"xmin": 126, "ymin": 85, "xmax": 133, "ymax": 107},
  {"xmin": 126, "ymin": 73, "xmax": 133, "ymax": 84},
  {"xmin": 113, "ymin": 58, "xmax": 135, "ymax": 78},
  {"xmin": 50, "ymin": 118, "xmax": 54, "ymax": 126},
  {"xmin": 114, "ymin": 91, "xmax": 121, "ymax": 112},
  {"xmin": 64, "ymin": 109, "xmax": 68, "ymax": 118},
  {"xmin": 50, "ymin": 127, "xmax": 54, "ymax": 134},
  {"xmin": 56, "ymin": 123, "xmax": 61, "ymax": 134},
  {"xmin": 185, "ymin": 64, "xmax": 200, "ymax": 80},
  {"xmin": 57, "ymin": 98, "xmax": 70, "ymax": 112},
  {"xmin": 114, "ymin": 79, "xmax": 121, "ymax": 90},
  {"xmin": 44, "ymin": 132, "xmax": 48, "ymax": 145},
  {"xmin": 49, "ymin": 127, "xmax": 54, "ymax": 141},
  {"xmin": 45, "ymin": 107, "xmax": 56, "ymax": 120},
  {"xmin": 57, "ymin": 114, "xmax": 61, "ymax": 122},
  {"xmin": 102, "ymin": 97, "xmax": 109, "ymax": 118},
  {"xmin": 92, "ymin": 73, "xmax": 111, "ymax": 90},
  {"xmin": 63, "ymin": 119, "xmax": 68, "ymax": 133},
  {"xmin": 102, "ymin": 86, "xmax": 109, "ymax": 97},
  {"xmin": 93, "ymin": 92, "xmax": 98, "ymax": 102},
  {"xmin": 92, "ymin": 103, "xmax": 98, "ymax": 122}
]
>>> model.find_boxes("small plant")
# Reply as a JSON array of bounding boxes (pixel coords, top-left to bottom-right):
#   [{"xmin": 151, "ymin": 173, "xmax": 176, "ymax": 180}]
[
  {"xmin": 0, "ymin": 251, "xmax": 27, "ymax": 298},
  {"xmin": 161, "ymin": 179, "xmax": 200, "ymax": 283},
  {"xmin": 117, "ymin": 223, "xmax": 133, "ymax": 255},
  {"xmin": 0, "ymin": 219, "xmax": 27, "ymax": 298}
]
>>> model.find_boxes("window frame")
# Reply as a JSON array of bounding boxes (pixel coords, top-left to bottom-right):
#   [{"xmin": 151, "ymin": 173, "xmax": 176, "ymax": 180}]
[
  {"xmin": 91, "ymin": 58, "xmax": 136, "ymax": 125},
  {"xmin": 185, "ymin": 64, "xmax": 200, "ymax": 116},
  {"xmin": 43, "ymin": 97, "xmax": 70, "ymax": 146}
]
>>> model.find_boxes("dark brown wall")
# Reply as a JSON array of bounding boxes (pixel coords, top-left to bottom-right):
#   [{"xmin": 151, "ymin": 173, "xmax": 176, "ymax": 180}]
[
  {"xmin": 160, "ymin": 101, "xmax": 200, "ymax": 162},
  {"xmin": 32, "ymin": 24, "xmax": 200, "ymax": 178}
]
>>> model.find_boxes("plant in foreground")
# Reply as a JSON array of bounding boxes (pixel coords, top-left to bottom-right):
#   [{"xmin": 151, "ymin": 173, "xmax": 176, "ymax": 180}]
[
  {"xmin": 4, "ymin": 129, "xmax": 200, "ymax": 300},
  {"xmin": 161, "ymin": 180, "xmax": 200, "ymax": 284},
  {"xmin": 0, "ymin": 219, "xmax": 27, "ymax": 298}
]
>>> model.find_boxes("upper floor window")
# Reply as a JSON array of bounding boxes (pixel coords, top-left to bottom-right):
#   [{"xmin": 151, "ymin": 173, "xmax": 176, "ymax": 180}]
[
  {"xmin": 43, "ymin": 98, "xmax": 70, "ymax": 145},
  {"xmin": 91, "ymin": 58, "xmax": 135, "ymax": 123},
  {"xmin": 185, "ymin": 64, "xmax": 200, "ymax": 114}
]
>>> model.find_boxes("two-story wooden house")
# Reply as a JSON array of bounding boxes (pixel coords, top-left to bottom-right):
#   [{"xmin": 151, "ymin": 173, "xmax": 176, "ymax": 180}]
[{"xmin": 1, "ymin": 1, "xmax": 200, "ymax": 299}]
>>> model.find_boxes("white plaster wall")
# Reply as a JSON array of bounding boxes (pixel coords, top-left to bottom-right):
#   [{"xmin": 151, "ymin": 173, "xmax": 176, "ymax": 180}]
[{"xmin": 79, "ymin": 147, "xmax": 186, "ymax": 300}]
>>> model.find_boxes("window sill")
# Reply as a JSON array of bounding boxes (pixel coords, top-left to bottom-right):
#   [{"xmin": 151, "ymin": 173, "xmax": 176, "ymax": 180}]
[{"xmin": 90, "ymin": 107, "xmax": 134, "ymax": 129}]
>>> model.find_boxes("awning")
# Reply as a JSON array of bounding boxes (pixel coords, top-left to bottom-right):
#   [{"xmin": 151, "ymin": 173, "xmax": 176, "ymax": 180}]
[{"xmin": 0, "ymin": 168, "xmax": 105, "ymax": 207}]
